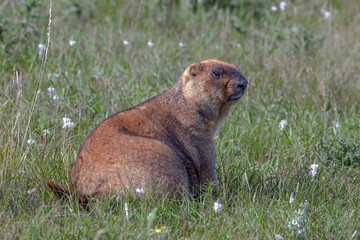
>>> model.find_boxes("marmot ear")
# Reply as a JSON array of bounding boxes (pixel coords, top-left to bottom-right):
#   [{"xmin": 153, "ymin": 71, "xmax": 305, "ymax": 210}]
[{"xmin": 188, "ymin": 62, "xmax": 203, "ymax": 78}]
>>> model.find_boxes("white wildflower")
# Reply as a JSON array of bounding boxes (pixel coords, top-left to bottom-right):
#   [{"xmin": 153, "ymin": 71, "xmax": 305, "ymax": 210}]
[
  {"xmin": 47, "ymin": 86, "xmax": 55, "ymax": 98},
  {"xmin": 62, "ymin": 117, "xmax": 75, "ymax": 129},
  {"xmin": 286, "ymin": 200, "xmax": 309, "ymax": 238},
  {"xmin": 279, "ymin": 2, "xmax": 287, "ymax": 11},
  {"xmin": 43, "ymin": 129, "xmax": 50, "ymax": 138},
  {"xmin": 179, "ymin": 42, "xmax": 186, "ymax": 48},
  {"xmin": 279, "ymin": 119, "xmax": 288, "ymax": 131},
  {"xmin": 69, "ymin": 39, "xmax": 76, "ymax": 46},
  {"xmin": 37, "ymin": 43, "xmax": 46, "ymax": 59},
  {"xmin": 124, "ymin": 202, "xmax": 129, "ymax": 220},
  {"xmin": 52, "ymin": 95, "xmax": 59, "ymax": 101},
  {"xmin": 49, "ymin": 73, "xmax": 59, "ymax": 81},
  {"xmin": 309, "ymin": 164, "xmax": 319, "ymax": 178},
  {"xmin": 27, "ymin": 138, "xmax": 35, "ymax": 146},
  {"xmin": 321, "ymin": 9, "xmax": 331, "ymax": 20},
  {"xmin": 123, "ymin": 40, "xmax": 129, "ymax": 46},
  {"xmin": 271, "ymin": 6, "xmax": 278, "ymax": 12},
  {"xmin": 275, "ymin": 235, "xmax": 284, "ymax": 240},
  {"xmin": 147, "ymin": 40, "xmax": 154, "ymax": 48},
  {"xmin": 332, "ymin": 121, "xmax": 340, "ymax": 129},
  {"xmin": 236, "ymin": 43, "xmax": 241, "ymax": 48},
  {"xmin": 28, "ymin": 188, "xmax": 36, "ymax": 194},
  {"xmin": 299, "ymin": 200, "xmax": 309, "ymax": 210},
  {"xmin": 213, "ymin": 201, "xmax": 222, "ymax": 213},
  {"xmin": 323, "ymin": 11, "xmax": 331, "ymax": 19},
  {"xmin": 136, "ymin": 188, "xmax": 144, "ymax": 197}
]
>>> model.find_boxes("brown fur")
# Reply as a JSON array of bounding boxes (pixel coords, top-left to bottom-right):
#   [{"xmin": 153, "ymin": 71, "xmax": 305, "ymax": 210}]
[{"xmin": 47, "ymin": 59, "xmax": 247, "ymax": 201}]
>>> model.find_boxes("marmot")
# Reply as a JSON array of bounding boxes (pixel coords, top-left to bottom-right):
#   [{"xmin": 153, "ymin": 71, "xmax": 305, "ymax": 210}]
[{"xmin": 47, "ymin": 59, "xmax": 248, "ymax": 202}]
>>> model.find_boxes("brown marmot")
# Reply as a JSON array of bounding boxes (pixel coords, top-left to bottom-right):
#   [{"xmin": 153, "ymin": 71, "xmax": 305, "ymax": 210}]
[{"xmin": 47, "ymin": 59, "xmax": 248, "ymax": 202}]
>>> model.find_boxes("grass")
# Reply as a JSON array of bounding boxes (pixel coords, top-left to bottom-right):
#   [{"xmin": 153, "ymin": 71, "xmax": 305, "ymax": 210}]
[{"xmin": 1, "ymin": 0, "xmax": 360, "ymax": 239}]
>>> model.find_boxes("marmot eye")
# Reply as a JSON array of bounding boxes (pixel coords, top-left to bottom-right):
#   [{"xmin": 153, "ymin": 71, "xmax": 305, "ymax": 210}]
[{"xmin": 212, "ymin": 71, "xmax": 221, "ymax": 78}]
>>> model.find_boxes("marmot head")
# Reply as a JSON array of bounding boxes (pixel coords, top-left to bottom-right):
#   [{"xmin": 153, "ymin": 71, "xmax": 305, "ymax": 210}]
[{"xmin": 181, "ymin": 59, "xmax": 248, "ymax": 120}]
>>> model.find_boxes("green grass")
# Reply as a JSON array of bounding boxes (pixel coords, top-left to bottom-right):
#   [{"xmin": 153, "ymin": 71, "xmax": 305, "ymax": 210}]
[{"xmin": 1, "ymin": 0, "xmax": 360, "ymax": 239}]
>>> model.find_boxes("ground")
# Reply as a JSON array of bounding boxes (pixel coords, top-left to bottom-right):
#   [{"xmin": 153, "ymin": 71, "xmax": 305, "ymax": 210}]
[{"xmin": 0, "ymin": 0, "xmax": 359, "ymax": 239}]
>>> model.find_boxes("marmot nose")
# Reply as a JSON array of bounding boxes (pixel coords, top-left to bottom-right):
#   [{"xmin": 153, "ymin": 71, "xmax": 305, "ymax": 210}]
[
  {"xmin": 234, "ymin": 72, "xmax": 248, "ymax": 91},
  {"xmin": 236, "ymin": 79, "xmax": 248, "ymax": 90}
]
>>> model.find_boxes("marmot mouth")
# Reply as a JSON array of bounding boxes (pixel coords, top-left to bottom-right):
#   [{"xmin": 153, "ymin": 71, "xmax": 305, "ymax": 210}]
[{"xmin": 228, "ymin": 90, "xmax": 245, "ymax": 102}]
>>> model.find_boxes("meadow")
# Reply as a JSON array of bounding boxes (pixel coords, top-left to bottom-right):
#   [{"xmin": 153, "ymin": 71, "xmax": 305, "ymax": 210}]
[{"xmin": 1, "ymin": 0, "xmax": 359, "ymax": 239}]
